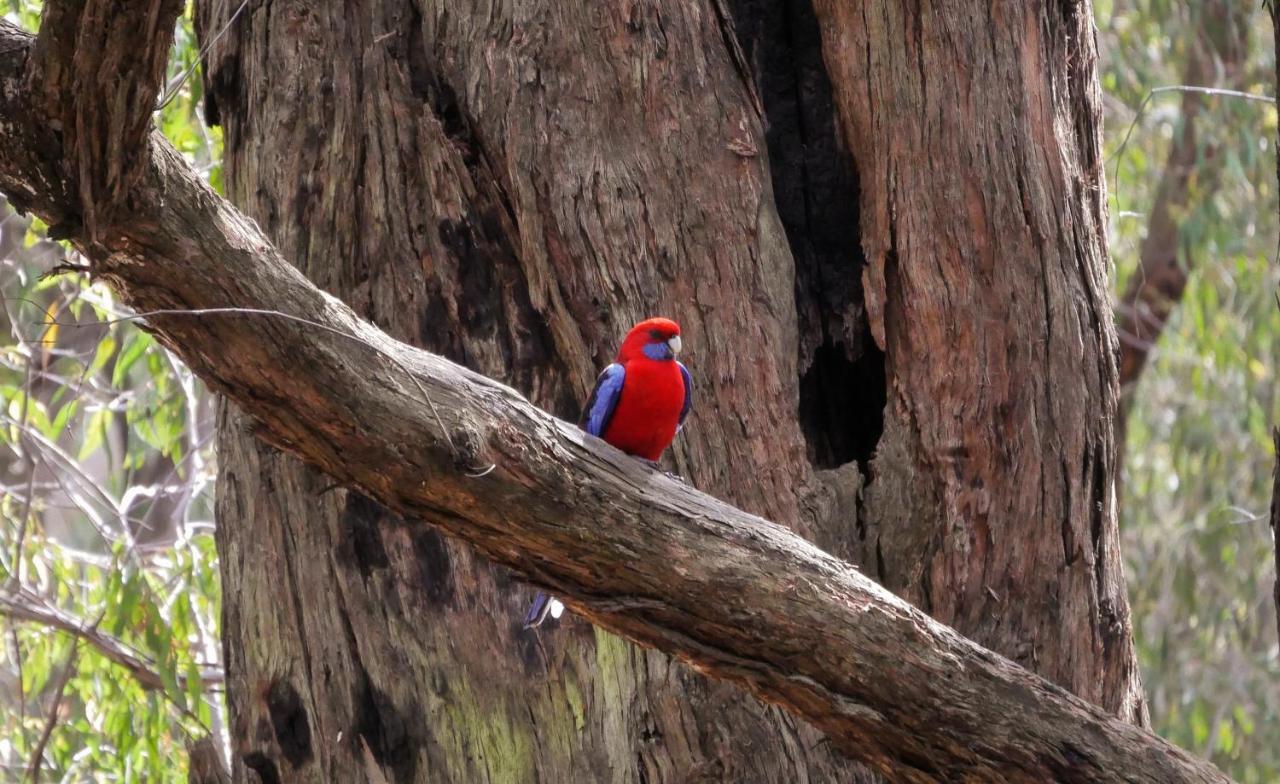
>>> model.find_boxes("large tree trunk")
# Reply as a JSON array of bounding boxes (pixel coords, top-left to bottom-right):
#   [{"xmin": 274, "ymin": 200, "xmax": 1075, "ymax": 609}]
[
  {"xmin": 194, "ymin": 0, "xmax": 1142, "ymax": 780},
  {"xmin": 1, "ymin": 3, "xmax": 1231, "ymax": 777},
  {"xmin": 197, "ymin": 0, "xmax": 862, "ymax": 781},
  {"xmin": 809, "ymin": 0, "xmax": 1146, "ymax": 722}
]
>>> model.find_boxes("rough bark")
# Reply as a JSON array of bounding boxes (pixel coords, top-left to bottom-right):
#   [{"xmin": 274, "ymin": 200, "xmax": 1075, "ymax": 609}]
[
  {"xmin": 0, "ymin": 17, "xmax": 1232, "ymax": 783},
  {"xmin": 809, "ymin": 0, "xmax": 1147, "ymax": 723},
  {"xmin": 194, "ymin": 0, "xmax": 1151, "ymax": 777},
  {"xmin": 24, "ymin": 0, "xmax": 183, "ymax": 239},
  {"xmin": 725, "ymin": 0, "xmax": 884, "ymax": 484},
  {"xmin": 195, "ymin": 0, "xmax": 861, "ymax": 780},
  {"xmin": 187, "ymin": 737, "xmax": 232, "ymax": 784},
  {"xmin": 8, "ymin": 0, "xmax": 1168, "ymax": 779}
]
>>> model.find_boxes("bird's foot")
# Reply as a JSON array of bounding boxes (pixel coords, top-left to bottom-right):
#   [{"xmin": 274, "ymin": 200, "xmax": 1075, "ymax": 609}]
[{"xmin": 639, "ymin": 458, "xmax": 683, "ymax": 482}]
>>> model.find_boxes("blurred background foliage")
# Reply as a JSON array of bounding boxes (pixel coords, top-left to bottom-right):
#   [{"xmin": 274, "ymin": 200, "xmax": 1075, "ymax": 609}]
[
  {"xmin": 1100, "ymin": 1, "xmax": 1280, "ymax": 781},
  {"xmin": 1, "ymin": 2, "xmax": 225, "ymax": 780},
  {"xmin": 0, "ymin": 0, "xmax": 1277, "ymax": 781}
]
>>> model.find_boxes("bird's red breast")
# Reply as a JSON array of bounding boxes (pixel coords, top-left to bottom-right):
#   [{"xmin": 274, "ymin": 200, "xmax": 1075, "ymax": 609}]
[
  {"xmin": 602, "ymin": 357, "xmax": 686, "ymax": 461},
  {"xmin": 602, "ymin": 317, "xmax": 687, "ymax": 461}
]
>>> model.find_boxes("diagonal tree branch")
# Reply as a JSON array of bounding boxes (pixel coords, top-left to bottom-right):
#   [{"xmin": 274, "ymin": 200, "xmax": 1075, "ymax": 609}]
[
  {"xmin": 0, "ymin": 590, "xmax": 224, "ymax": 692},
  {"xmin": 0, "ymin": 16, "xmax": 1230, "ymax": 783}
]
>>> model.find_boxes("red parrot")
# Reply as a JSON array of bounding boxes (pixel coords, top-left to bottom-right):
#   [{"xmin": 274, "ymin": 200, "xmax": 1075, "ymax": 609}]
[{"xmin": 524, "ymin": 317, "xmax": 693, "ymax": 628}]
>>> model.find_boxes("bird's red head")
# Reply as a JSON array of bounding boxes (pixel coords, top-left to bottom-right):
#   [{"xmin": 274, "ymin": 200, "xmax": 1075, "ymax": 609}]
[{"xmin": 617, "ymin": 317, "xmax": 682, "ymax": 363}]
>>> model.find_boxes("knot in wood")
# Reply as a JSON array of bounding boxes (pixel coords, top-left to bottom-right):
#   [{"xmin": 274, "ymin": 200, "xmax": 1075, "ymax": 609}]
[{"xmin": 448, "ymin": 417, "xmax": 493, "ymax": 476}]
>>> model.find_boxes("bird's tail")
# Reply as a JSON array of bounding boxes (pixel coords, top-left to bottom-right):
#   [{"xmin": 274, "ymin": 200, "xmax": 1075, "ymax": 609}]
[{"xmin": 523, "ymin": 591, "xmax": 565, "ymax": 629}]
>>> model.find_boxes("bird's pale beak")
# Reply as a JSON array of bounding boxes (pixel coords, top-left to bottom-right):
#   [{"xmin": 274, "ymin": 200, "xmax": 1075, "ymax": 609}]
[{"xmin": 667, "ymin": 335, "xmax": 682, "ymax": 356}]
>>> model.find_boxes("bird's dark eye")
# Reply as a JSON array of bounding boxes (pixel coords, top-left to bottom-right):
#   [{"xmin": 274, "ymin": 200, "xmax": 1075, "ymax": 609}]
[{"xmin": 649, "ymin": 329, "xmax": 664, "ymax": 340}]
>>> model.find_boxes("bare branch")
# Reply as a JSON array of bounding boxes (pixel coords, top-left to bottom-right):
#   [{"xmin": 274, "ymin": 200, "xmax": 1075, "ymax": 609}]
[
  {"xmin": 0, "ymin": 18, "xmax": 1230, "ymax": 783},
  {"xmin": 1268, "ymin": 2, "xmax": 1280, "ymax": 658},
  {"xmin": 0, "ymin": 589, "xmax": 224, "ymax": 691},
  {"xmin": 24, "ymin": 638, "xmax": 77, "ymax": 784},
  {"xmin": 8, "ymin": 345, "xmax": 36, "ymax": 584},
  {"xmin": 1110, "ymin": 85, "xmax": 1273, "ymax": 215}
]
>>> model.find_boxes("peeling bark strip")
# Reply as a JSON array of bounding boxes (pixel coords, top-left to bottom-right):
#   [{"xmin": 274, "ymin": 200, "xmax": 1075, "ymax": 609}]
[
  {"xmin": 0, "ymin": 19, "xmax": 1232, "ymax": 782},
  {"xmin": 810, "ymin": 0, "xmax": 1148, "ymax": 723}
]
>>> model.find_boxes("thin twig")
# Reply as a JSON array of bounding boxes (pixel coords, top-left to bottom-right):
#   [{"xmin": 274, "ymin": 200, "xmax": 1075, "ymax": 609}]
[
  {"xmin": 160, "ymin": 345, "xmax": 207, "ymax": 533},
  {"xmin": 25, "ymin": 640, "xmax": 78, "ymax": 784},
  {"xmin": 0, "ymin": 354, "xmax": 119, "ymax": 404},
  {"xmin": 0, "ymin": 489, "xmax": 190, "ymax": 538},
  {"xmin": 0, "ymin": 290, "xmax": 37, "ymax": 585},
  {"xmin": 43, "ymin": 262, "xmax": 90, "ymax": 277},
  {"xmin": 9, "ymin": 347, "xmax": 36, "ymax": 586},
  {"xmin": 9, "ymin": 626, "xmax": 24, "ymax": 728},
  {"xmin": 0, "ymin": 413, "xmax": 130, "ymax": 549},
  {"xmin": 1270, "ymin": 429, "xmax": 1279, "ymax": 652},
  {"xmin": 1110, "ymin": 84, "xmax": 1275, "ymax": 214},
  {"xmin": 1145, "ymin": 85, "xmax": 1275, "ymax": 104}
]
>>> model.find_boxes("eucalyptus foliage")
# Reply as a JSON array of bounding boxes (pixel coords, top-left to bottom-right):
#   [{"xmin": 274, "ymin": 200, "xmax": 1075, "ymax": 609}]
[
  {"xmin": 1, "ymin": 3, "xmax": 225, "ymax": 780},
  {"xmin": 1101, "ymin": 2, "xmax": 1280, "ymax": 781}
]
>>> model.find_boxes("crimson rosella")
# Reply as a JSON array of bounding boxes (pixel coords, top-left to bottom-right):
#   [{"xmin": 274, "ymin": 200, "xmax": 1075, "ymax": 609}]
[{"xmin": 523, "ymin": 317, "xmax": 693, "ymax": 629}]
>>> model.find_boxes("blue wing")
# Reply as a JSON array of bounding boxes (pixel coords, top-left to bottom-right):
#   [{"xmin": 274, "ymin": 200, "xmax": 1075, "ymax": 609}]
[
  {"xmin": 579, "ymin": 363, "xmax": 625, "ymax": 437},
  {"xmin": 677, "ymin": 362, "xmax": 693, "ymax": 430},
  {"xmin": 523, "ymin": 591, "xmax": 566, "ymax": 629},
  {"xmin": 524, "ymin": 591, "xmax": 552, "ymax": 628}
]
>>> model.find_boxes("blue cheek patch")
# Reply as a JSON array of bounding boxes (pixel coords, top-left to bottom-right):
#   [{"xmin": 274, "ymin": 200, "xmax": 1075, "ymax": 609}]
[{"xmin": 642, "ymin": 342, "xmax": 671, "ymax": 361}]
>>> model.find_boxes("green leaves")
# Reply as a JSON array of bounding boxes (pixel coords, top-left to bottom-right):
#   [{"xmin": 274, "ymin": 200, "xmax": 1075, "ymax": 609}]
[
  {"xmin": 1103, "ymin": 3, "xmax": 1280, "ymax": 781},
  {"xmin": 0, "ymin": 5, "xmax": 224, "ymax": 776}
]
